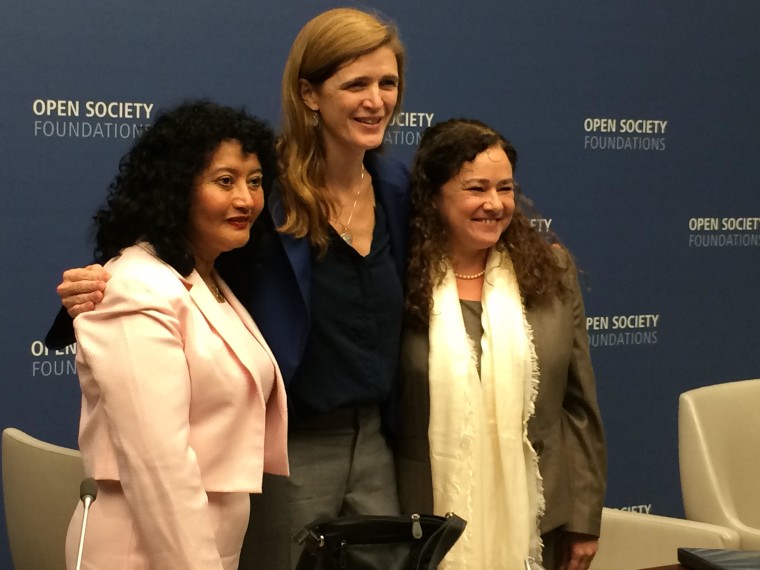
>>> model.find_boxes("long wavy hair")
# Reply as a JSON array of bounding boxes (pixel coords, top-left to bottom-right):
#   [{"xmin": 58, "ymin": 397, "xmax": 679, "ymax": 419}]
[
  {"xmin": 405, "ymin": 118, "xmax": 569, "ymax": 329},
  {"xmin": 92, "ymin": 100, "xmax": 276, "ymax": 276},
  {"xmin": 278, "ymin": 7, "xmax": 406, "ymax": 251}
]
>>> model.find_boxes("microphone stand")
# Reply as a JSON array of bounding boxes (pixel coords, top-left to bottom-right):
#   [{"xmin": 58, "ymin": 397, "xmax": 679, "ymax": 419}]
[{"xmin": 75, "ymin": 478, "xmax": 98, "ymax": 570}]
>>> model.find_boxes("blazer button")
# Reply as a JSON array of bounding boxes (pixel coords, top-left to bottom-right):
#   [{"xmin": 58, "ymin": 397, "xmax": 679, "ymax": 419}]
[{"xmin": 532, "ymin": 440, "xmax": 544, "ymax": 455}]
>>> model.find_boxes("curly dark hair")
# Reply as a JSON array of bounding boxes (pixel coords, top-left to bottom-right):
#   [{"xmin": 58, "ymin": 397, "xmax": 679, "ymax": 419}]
[
  {"xmin": 92, "ymin": 100, "xmax": 276, "ymax": 276},
  {"xmin": 405, "ymin": 118, "xmax": 569, "ymax": 329}
]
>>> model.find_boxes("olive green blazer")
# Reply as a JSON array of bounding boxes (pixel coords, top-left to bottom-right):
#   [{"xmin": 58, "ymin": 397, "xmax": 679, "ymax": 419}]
[{"xmin": 396, "ymin": 248, "xmax": 606, "ymax": 536}]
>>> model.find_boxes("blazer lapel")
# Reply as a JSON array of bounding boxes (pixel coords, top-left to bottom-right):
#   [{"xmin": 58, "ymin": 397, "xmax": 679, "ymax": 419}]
[
  {"xmin": 218, "ymin": 277, "xmax": 284, "ymax": 382},
  {"xmin": 366, "ymin": 152, "xmax": 410, "ymax": 279},
  {"xmin": 215, "ymin": 275, "xmax": 288, "ymax": 422},
  {"xmin": 268, "ymin": 184, "xmax": 312, "ymax": 307},
  {"xmin": 186, "ymin": 271, "xmax": 260, "ymax": 382}
]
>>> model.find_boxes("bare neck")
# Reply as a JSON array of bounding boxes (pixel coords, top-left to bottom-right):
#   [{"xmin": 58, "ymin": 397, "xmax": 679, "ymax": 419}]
[
  {"xmin": 193, "ymin": 256, "xmax": 215, "ymax": 281},
  {"xmin": 323, "ymin": 146, "xmax": 366, "ymax": 195},
  {"xmin": 450, "ymin": 250, "xmax": 489, "ymax": 276}
]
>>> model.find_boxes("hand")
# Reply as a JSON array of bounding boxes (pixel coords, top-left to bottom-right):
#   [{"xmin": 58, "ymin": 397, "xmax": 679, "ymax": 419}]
[
  {"xmin": 57, "ymin": 264, "xmax": 110, "ymax": 318},
  {"xmin": 558, "ymin": 532, "xmax": 598, "ymax": 570}
]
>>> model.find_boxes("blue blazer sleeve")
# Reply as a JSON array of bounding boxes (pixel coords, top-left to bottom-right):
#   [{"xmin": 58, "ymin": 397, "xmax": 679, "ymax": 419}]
[{"xmin": 45, "ymin": 305, "xmax": 75, "ymax": 349}]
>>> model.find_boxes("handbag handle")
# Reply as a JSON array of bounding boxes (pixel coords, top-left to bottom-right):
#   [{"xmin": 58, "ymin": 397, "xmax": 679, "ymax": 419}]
[
  {"xmin": 295, "ymin": 512, "xmax": 467, "ymax": 570},
  {"xmin": 417, "ymin": 513, "xmax": 467, "ymax": 569}
]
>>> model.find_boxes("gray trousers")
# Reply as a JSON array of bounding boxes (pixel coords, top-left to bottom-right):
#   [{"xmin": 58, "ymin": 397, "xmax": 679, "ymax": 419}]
[{"xmin": 240, "ymin": 407, "xmax": 400, "ymax": 570}]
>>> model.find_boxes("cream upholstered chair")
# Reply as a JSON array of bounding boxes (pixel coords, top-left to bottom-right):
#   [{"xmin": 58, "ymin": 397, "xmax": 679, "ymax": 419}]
[
  {"xmin": 2, "ymin": 427, "xmax": 84, "ymax": 570},
  {"xmin": 589, "ymin": 507, "xmax": 740, "ymax": 570},
  {"xmin": 679, "ymin": 378, "xmax": 760, "ymax": 549}
]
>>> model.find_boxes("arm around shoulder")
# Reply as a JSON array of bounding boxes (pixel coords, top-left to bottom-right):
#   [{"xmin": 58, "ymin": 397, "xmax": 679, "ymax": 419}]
[{"xmin": 45, "ymin": 263, "xmax": 110, "ymax": 349}]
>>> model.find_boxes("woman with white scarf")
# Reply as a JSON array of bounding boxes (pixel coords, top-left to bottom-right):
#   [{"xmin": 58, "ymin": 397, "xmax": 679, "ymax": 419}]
[{"xmin": 396, "ymin": 119, "xmax": 606, "ymax": 570}]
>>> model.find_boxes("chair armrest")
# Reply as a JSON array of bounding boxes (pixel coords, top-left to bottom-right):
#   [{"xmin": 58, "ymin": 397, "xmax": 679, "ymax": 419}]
[{"xmin": 590, "ymin": 508, "xmax": 740, "ymax": 570}]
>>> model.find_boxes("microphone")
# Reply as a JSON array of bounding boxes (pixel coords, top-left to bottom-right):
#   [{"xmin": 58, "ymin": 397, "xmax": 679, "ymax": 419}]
[{"xmin": 75, "ymin": 478, "xmax": 98, "ymax": 570}]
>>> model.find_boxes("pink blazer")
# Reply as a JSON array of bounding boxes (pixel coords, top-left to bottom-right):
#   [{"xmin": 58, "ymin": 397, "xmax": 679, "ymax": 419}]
[{"xmin": 73, "ymin": 244, "xmax": 288, "ymax": 565}]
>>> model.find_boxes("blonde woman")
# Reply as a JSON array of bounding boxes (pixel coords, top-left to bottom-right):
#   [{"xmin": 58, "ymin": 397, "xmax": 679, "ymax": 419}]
[
  {"xmin": 49, "ymin": 8, "xmax": 410, "ymax": 569},
  {"xmin": 241, "ymin": 9, "xmax": 409, "ymax": 568}
]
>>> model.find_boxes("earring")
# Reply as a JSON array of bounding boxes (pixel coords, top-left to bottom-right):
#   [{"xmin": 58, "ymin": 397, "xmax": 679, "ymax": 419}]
[{"xmin": 312, "ymin": 111, "xmax": 319, "ymax": 127}]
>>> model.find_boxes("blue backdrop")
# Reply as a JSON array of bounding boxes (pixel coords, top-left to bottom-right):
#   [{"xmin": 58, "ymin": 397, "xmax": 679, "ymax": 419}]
[{"xmin": 2, "ymin": 1, "xmax": 759, "ymax": 566}]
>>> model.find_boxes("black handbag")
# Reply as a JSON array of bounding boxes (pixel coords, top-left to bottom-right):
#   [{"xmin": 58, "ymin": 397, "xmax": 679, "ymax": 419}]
[{"xmin": 294, "ymin": 512, "xmax": 467, "ymax": 570}]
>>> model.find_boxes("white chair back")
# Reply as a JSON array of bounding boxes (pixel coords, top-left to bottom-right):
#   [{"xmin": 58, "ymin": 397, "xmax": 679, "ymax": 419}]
[
  {"xmin": 2, "ymin": 427, "xmax": 84, "ymax": 570},
  {"xmin": 679, "ymin": 378, "xmax": 760, "ymax": 548}
]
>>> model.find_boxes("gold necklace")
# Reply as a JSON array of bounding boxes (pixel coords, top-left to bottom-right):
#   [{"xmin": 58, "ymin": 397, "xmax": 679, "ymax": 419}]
[
  {"xmin": 210, "ymin": 283, "xmax": 225, "ymax": 303},
  {"xmin": 334, "ymin": 165, "xmax": 365, "ymax": 245},
  {"xmin": 203, "ymin": 275, "xmax": 225, "ymax": 302},
  {"xmin": 454, "ymin": 269, "xmax": 486, "ymax": 280}
]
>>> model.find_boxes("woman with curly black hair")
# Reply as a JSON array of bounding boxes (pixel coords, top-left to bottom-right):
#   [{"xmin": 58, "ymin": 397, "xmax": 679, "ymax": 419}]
[
  {"xmin": 63, "ymin": 101, "xmax": 288, "ymax": 570},
  {"xmin": 396, "ymin": 119, "xmax": 606, "ymax": 570}
]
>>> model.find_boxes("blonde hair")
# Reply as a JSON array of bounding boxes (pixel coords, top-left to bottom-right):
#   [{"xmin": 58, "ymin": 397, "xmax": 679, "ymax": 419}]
[{"xmin": 278, "ymin": 7, "xmax": 406, "ymax": 250}]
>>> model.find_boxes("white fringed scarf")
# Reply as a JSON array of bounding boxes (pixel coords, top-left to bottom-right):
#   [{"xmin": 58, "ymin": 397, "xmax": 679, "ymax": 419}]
[{"xmin": 428, "ymin": 249, "xmax": 544, "ymax": 569}]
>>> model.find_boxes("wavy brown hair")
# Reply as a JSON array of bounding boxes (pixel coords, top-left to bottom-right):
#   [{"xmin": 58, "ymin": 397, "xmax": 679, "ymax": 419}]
[
  {"xmin": 405, "ymin": 118, "xmax": 569, "ymax": 329},
  {"xmin": 277, "ymin": 7, "xmax": 406, "ymax": 251}
]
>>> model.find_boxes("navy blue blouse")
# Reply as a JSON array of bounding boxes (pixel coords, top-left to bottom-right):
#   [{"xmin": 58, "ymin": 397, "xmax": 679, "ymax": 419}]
[{"xmin": 287, "ymin": 201, "xmax": 403, "ymax": 424}]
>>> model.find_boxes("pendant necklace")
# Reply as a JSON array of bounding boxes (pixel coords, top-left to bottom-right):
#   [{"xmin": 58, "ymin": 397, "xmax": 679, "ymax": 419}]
[
  {"xmin": 204, "ymin": 275, "xmax": 225, "ymax": 302},
  {"xmin": 210, "ymin": 282, "xmax": 225, "ymax": 302},
  {"xmin": 335, "ymin": 165, "xmax": 365, "ymax": 245}
]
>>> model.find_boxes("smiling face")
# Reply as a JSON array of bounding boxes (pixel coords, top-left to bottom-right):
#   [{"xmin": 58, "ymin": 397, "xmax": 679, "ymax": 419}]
[
  {"xmin": 437, "ymin": 144, "xmax": 516, "ymax": 262},
  {"xmin": 187, "ymin": 140, "xmax": 264, "ymax": 268},
  {"xmin": 300, "ymin": 46, "xmax": 399, "ymax": 156}
]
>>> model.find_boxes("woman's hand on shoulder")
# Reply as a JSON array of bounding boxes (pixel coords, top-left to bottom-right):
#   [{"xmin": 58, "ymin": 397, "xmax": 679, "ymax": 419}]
[{"xmin": 57, "ymin": 264, "xmax": 110, "ymax": 318}]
